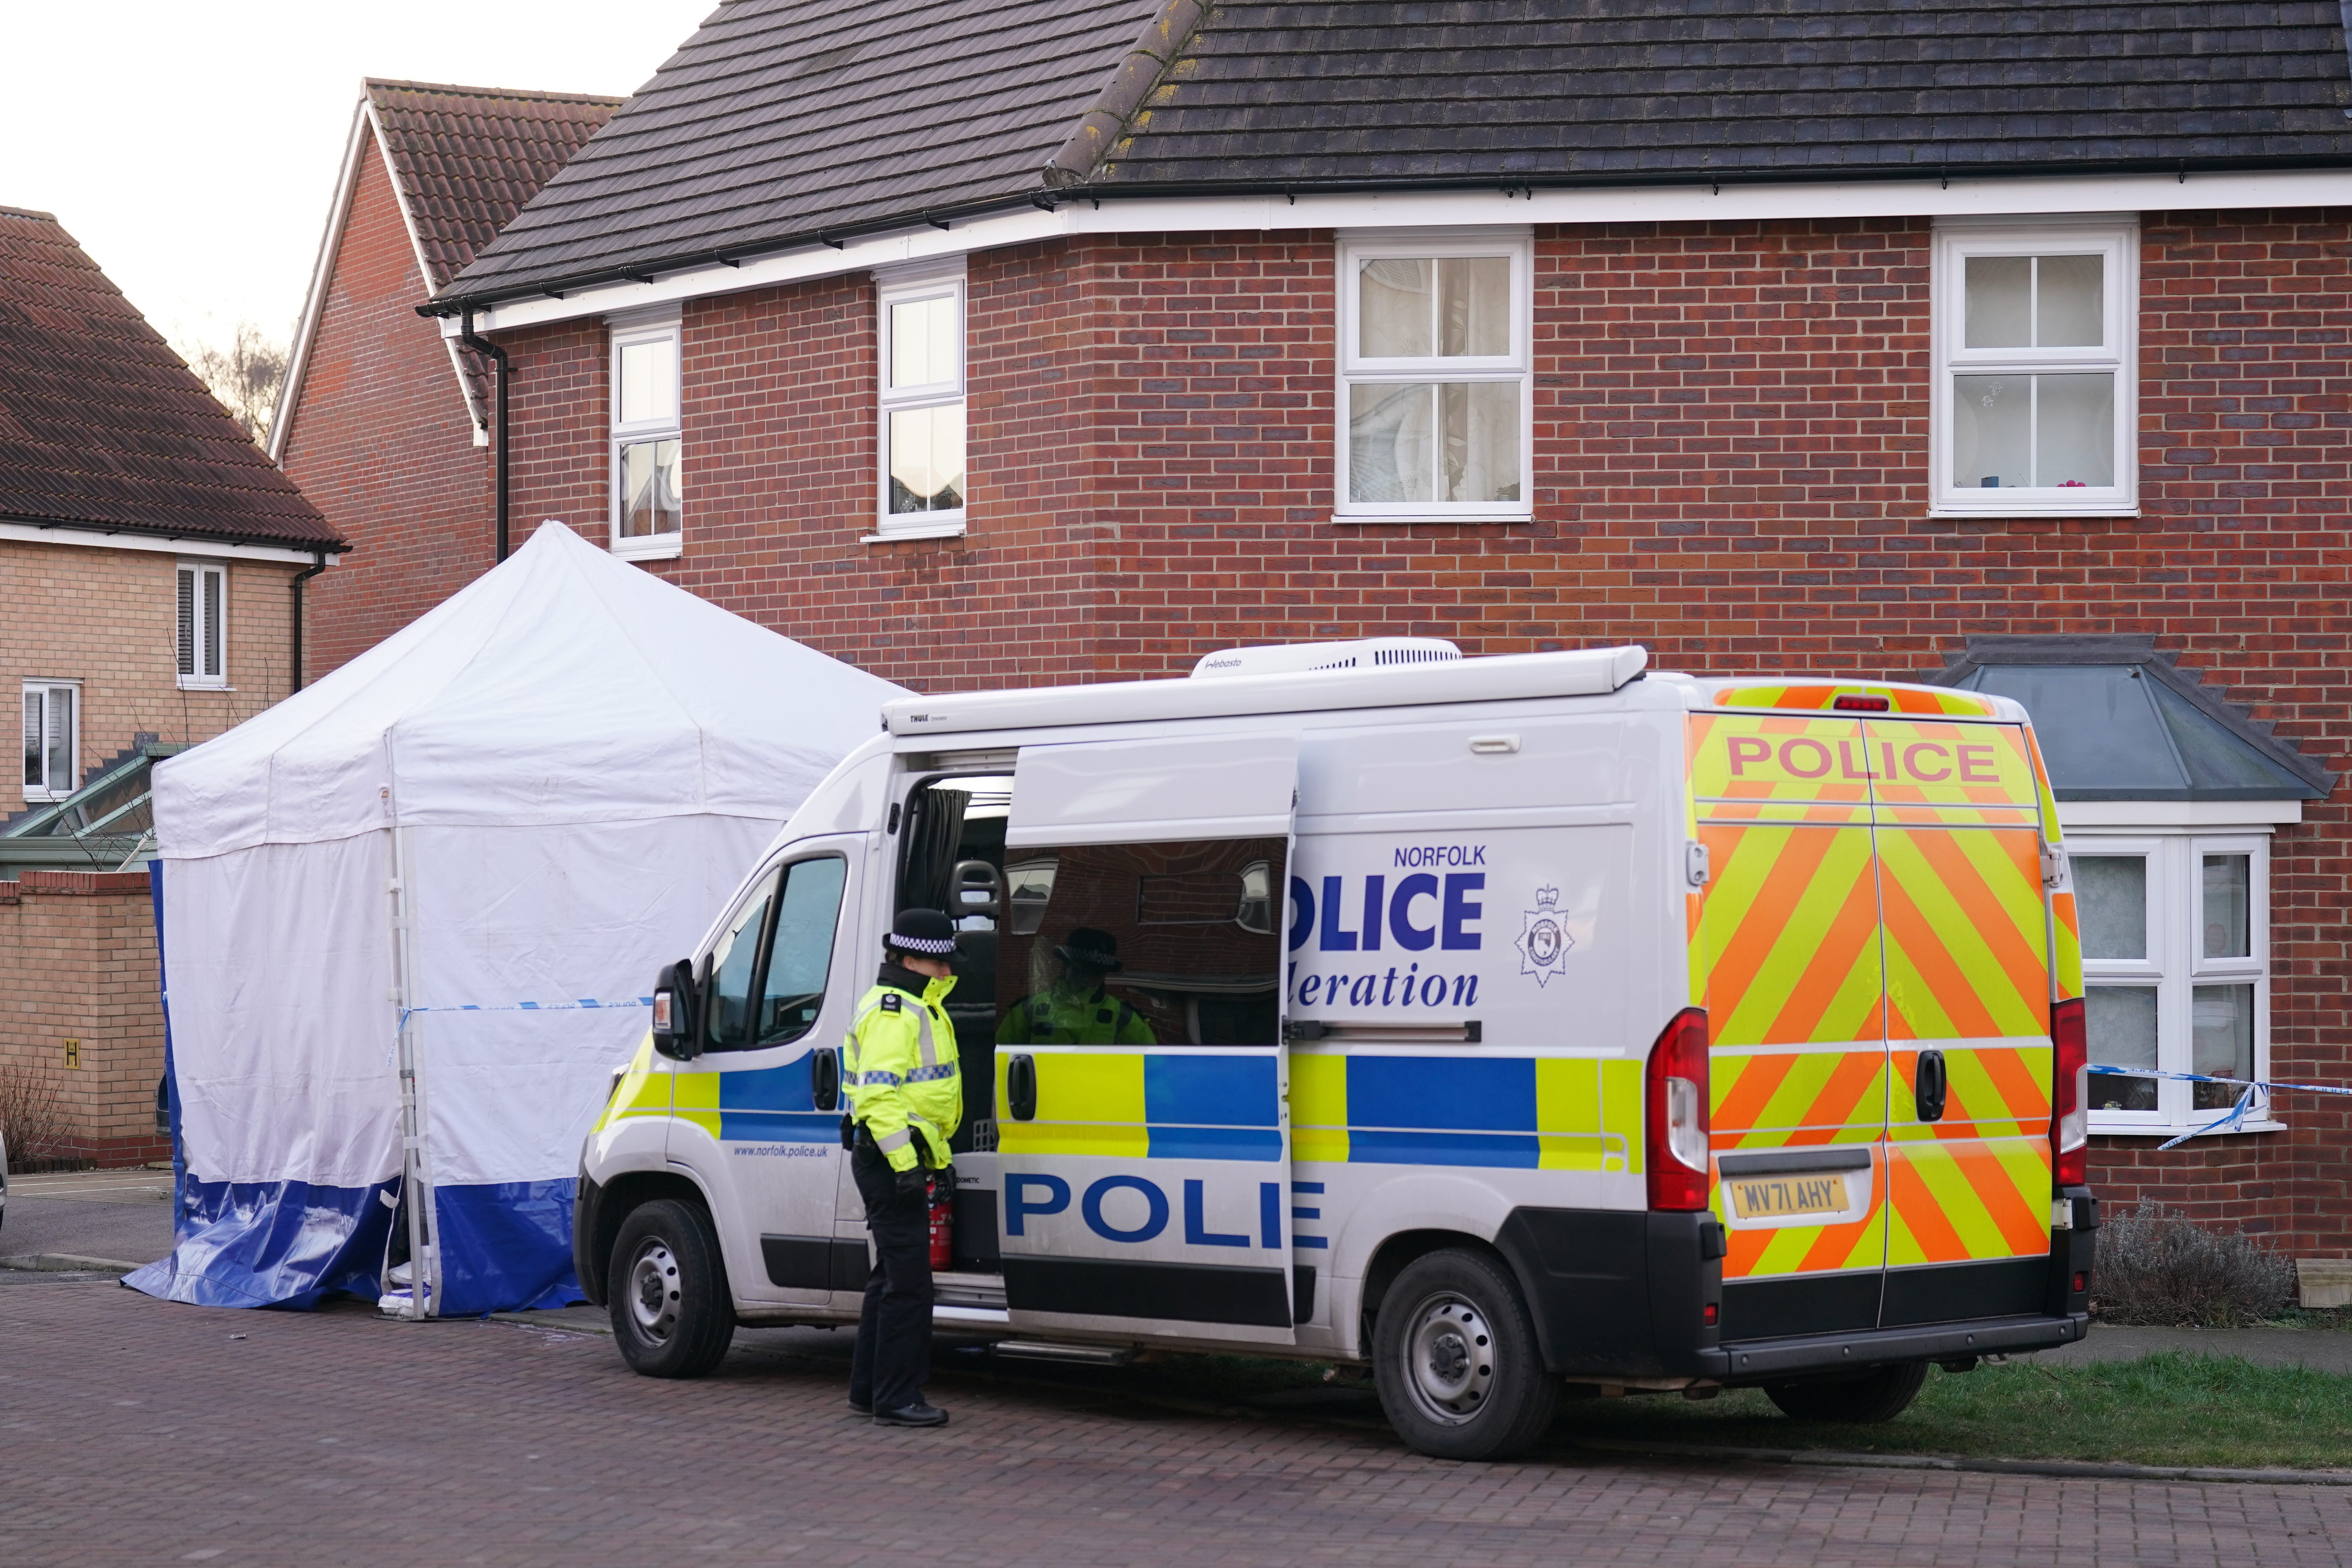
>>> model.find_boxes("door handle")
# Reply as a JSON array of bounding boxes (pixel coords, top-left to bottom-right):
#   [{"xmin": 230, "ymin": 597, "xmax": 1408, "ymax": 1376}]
[
  {"xmin": 1007, "ymin": 1054, "xmax": 1038, "ymax": 1122},
  {"xmin": 1915, "ymin": 1049, "xmax": 1947, "ymax": 1123},
  {"xmin": 811, "ymin": 1047, "xmax": 839, "ymax": 1112}
]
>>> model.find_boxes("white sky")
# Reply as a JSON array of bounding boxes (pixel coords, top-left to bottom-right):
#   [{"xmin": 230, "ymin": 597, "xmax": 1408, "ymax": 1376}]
[{"xmin": 0, "ymin": 0, "xmax": 716, "ymax": 361}]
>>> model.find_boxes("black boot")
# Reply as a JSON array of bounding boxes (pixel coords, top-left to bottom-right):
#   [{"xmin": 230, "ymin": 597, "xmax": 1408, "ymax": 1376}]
[{"xmin": 874, "ymin": 1400, "xmax": 949, "ymax": 1428}]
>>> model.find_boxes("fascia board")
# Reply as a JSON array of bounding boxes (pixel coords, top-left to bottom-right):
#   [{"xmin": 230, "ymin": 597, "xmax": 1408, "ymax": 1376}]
[
  {"xmin": 271, "ymin": 97, "xmax": 372, "ymax": 462},
  {"xmin": 2058, "ymin": 800, "xmax": 2303, "ymax": 828},
  {"xmin": 0, "ymin": 520, "xmax": 340, "ymax": 566},
  {"xmin": 364, "ymin": 95, "xmax": 488, "ymax": 438},
  {"xmin": 446, "ymin": 166, "xmax": 2352, "ymax": 338}
]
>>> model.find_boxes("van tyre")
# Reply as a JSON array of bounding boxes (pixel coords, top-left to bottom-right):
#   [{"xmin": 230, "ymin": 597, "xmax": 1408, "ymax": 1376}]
[
  {"xmin": 1373, "ymin": 1249, "xmax": 1557, "ymax": 1461},
  {"xmin": 1764, "ymin": 1359, "xmax": 1928, "ymax": 1423},
  {"xmin": 608, "ymin": 1199, "xmax": 734, "ymax": 1378}
]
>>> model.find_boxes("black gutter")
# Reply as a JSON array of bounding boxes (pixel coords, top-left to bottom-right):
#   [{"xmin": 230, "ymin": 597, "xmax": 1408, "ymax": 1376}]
[
  {"xmin": 289, "ymin": 550, "xmax": 328, "ymax": 693},
  {"xmin": 457, "ymin": 309, "xmax": 512, "ymax": 563},
  {"xmin": 0, "ymin": 510, "xmax": 347, "ymax": 557},
  {"xmin": 415, "ymin": 149, "xmax": 2352, "ymax": 317}
]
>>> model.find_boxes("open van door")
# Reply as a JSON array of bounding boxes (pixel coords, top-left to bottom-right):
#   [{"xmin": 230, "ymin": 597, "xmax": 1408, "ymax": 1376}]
[{"xmin": 993, "ymin": 731, "xmax": 1299, "ymax": 1344}]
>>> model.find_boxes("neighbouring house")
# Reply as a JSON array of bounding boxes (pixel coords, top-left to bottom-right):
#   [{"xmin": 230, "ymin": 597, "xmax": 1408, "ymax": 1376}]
[
  {"xmin": 0, "ymin": 205, "xmax": 345, "ymax": 1165},
  {"xmin": 312, "ymin": 0, "xmax": 2352, "ymax": 1267},
  {"xmin": 271, "ymin": 79, "xmax": 622, "ymax": 678}
]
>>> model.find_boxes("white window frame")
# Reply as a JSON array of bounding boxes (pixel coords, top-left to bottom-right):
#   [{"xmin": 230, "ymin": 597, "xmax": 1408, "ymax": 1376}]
[
  {"xmin": 609, "ymin": 310, "xmax": 683, "ymax": 561},
  {"xmin": 1334, "ymin": 229, "xmax": 1534, "ymax": 525},
  {"xmin": 21, "ymin": 679, "xmax": 79, "ymax": 802},
  {"xmin": 1930, "ymin": 217, "xmax": 2138, "ymax": 518},
  {"xmin": 176, "ymin": 559, "xmax": 228, "ymax": 690},
  {"xmin": 873, "ymin": 263, "xmax": 968, "ymax": 542},
  {"xmin": 2069, "ymin": 828, "xmax": 2275, "ymax": 1137}
]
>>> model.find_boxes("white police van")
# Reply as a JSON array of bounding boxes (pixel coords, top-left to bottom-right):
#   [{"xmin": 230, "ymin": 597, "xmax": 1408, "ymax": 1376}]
[{"xmin": 573, "ymin": 639, "xmax": 2096, "ymax": 1459}]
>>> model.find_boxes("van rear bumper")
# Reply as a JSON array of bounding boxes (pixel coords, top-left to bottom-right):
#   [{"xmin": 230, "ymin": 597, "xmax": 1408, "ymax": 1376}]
[{"xmin": 1700, "ymin": 1310, "xmax": 2088, "ymax": 1380}]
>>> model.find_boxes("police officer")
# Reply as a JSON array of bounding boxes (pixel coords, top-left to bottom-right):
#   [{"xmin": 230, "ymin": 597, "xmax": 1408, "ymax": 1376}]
[
  {"xmin": 997, "ymin": 927, "xmax": 1157, "ymax": 1046},
  {"xmin": 845, "ymin": 908, "xmax": 962, "ymax": 1428}
]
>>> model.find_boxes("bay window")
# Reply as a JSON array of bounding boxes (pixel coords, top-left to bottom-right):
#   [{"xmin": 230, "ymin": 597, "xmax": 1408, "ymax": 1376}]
[
  {"xmin": 1336, "ymin": 230, "xmax": 1531, "ymax": 523},
  {"xmin": 2071, "ymin": 833, "xmax": 2271, "ymax": 1134},
  {"xmin": 1932, "ymin": 219, "xmax": 2137, "ymax": 517}
]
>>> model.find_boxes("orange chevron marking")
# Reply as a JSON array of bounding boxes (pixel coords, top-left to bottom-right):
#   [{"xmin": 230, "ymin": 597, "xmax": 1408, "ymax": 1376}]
[
  {"xmin": 1904, "ymin": 828, "xmax": 2048, "ymax": 1006},
  {"xmin": 1798, "ymin": 1202, "xmax": 1880, "ymax": 1273},
  {"xmin": 1713, "ymin": 1053, "xmax": 1798, "ymax": 1138},
  {"xmin": 1975, "ymin": 1044, "xmax": 2052, "ymax": 1123},
  {"xmin": 1705, "ymin": 826, "xmax": 1839, "ymax": 1025},
  {"xmin": 1762, "ymin": 867, "xmax": 1883, "ymax": 1045},
  {"xmin": 1889, "ymin": 1158, "xmax": 1974, "ymax": 1263},
  {"xmin": 1878, "ymin": 869, "xmax": 2004, "ymax": 1040}
]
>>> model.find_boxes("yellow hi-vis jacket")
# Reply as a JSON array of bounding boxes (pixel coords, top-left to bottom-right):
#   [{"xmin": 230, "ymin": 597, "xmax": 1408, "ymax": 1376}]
[{"xmin": 844, "ymin": 969, "xmax": 961, "ymax": 1172}]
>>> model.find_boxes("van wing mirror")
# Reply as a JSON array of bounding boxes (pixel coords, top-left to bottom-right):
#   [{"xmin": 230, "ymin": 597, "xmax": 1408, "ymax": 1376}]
[{"xmin": 650, "ymin": 958, "xmax": 702, "ymax": 1060}]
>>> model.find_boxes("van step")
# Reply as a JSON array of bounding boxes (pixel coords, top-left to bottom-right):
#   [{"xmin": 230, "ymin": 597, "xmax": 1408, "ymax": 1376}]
[{"xmin": 991, "ymin": 1341, "xmax": 1136, "ymax": 1365}]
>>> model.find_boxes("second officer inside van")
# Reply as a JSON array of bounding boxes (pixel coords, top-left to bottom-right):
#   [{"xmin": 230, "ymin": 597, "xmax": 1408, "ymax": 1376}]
[
  {"xmin": 996, "ymin": 926, "xmax": 1157, "ymax": 1046},
  {"xmin": 845, "ymin": 908, "xmax": 962, "ymax": 1428}
]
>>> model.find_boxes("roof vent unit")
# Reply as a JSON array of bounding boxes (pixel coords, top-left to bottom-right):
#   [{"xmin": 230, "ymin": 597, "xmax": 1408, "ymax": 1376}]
[{"xmin": 1190, "ymin": 638, "xmax": 1463, "ymax": 679}]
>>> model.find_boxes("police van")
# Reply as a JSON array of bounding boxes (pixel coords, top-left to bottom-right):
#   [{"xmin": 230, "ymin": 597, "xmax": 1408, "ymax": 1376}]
[{"xmin": 572, "ymin": 639, "xmax": 2099, "ymax": 1460}]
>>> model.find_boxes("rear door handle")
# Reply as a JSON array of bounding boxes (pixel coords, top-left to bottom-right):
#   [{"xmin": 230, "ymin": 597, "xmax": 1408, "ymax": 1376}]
[
  {"xmin": 1915, "ymin": 1049, "xmax": 1947, "ymax": 1123},
  {"xmin": 811, "ymin": 1047, "xmax": 839, "ymax": 1112},
  {"xmin": 1007, "ymin": 1054, "xmax": 1038, "ymax": 1122}
]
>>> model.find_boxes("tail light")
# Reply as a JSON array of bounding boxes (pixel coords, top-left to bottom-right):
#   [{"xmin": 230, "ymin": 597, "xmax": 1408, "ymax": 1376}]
[
  {"xmin": 1646, "ymin": 1007, "xmax": 1711, "ymax": 1210},
  {"xmin": 2050, "ymin": 996, "xmax": 2088, "ymax": 1187}
]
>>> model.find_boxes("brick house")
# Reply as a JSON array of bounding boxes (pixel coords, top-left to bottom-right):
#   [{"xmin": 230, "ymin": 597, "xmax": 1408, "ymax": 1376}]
[
  {"xmin": 0, "ymin": 205, "xmax": 343, "ymax": 1164},
  {"xmin": 364, "ymin": 0, "xmax": 2352, "ymax": 1256},
  {"xmin": 271, "ymin": 79, "xmax": 620, "ymax": 678}
]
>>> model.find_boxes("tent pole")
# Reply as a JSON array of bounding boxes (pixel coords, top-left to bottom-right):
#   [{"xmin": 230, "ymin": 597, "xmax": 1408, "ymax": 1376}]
[{"xmin": 387, "ymin": 815, "xmax": 436, "ymax": 1319}]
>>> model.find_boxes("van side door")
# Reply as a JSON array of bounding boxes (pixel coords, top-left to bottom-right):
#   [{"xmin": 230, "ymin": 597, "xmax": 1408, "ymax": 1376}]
[{"xmin": 994, "ymin": 732, "xmax": 1300, "ymax": 1345}]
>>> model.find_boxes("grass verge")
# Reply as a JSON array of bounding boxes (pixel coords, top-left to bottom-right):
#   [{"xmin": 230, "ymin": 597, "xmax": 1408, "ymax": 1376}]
[{"xmin": 1564, "ymin": 1353, "xmax": 2352, "ymax": 1471}]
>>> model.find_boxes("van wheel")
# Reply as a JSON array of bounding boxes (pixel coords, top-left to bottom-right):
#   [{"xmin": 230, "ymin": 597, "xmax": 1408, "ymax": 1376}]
[
  {"xmin": 1372, "ymin": 1249, "xmax": 1557, "ymax": 1461},
  {"xmin": 608, "ymin": 1199, "xmax": 734, "ymax": 1378},
  {"xmin": 1764, "ymin": 1360, "xmax": 1928, "ymax": 1423}
]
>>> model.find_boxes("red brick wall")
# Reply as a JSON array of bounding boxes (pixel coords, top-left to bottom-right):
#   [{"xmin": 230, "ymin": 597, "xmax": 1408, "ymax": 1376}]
[
  {"xmin": 478, "ymin": 209, "xmax": 2352, "ymax": 1251},
  {"xmin": 280, "ymin": 136, "xmax": 494, "ymax": 678}
]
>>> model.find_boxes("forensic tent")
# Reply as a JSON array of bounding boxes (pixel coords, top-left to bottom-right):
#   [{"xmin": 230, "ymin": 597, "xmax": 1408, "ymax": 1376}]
[{"xmin": 126, "ymin": 521, "xmax": 904, "ymax": 1314}]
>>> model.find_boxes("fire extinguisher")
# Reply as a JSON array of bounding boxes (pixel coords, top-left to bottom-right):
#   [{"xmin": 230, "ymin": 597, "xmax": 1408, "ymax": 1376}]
[{"xmin": 927, "ymin": 1166, "xmax": 955, "ymax": 1271}]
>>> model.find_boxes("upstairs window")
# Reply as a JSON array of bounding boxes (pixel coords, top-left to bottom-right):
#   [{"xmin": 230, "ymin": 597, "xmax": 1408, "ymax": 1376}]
[
  {"xmin": 1337, "ymin": 230, "xmax": 1531, "ymax": 524},
  {"xmin": 610, "ymin": 316, "xmax": 682, "ymax": 559},
  {"xmin": 22, "ymin": 680, "xmax": 77, "ymax": 802},
  {"xmin": 176, "ymin": 561, "xmax": 227, "ymax": 688},
  {"xmin": 875, "ymin": 266, "xmax": 966, "ymax": 540},
  {"xmin": 1932, "ymin": 220, "xmax": 2137, "ymax": 517}
]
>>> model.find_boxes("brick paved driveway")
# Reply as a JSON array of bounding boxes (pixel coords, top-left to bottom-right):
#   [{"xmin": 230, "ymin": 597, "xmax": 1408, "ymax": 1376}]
[{"xmin": 2, "ymin": 1277, "xmax": 2347, "ymax": 1568}]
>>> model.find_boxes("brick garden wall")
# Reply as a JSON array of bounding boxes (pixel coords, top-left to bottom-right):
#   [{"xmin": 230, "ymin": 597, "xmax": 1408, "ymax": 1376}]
[
  {"xmin": 480, "ymin": 208, "xmax": 2352, "ymax": 1252},
  {"xmin": 280, "ymin": 135, "xmax": 494, "ymax": 680},
  {"xmin": 0, "ymin": 870, "xmax": 167, "ymax": 1168}
]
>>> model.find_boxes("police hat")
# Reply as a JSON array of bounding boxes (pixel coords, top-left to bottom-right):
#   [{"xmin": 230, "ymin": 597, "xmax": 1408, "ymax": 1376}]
[
  {"xmin": 886, "ymin": 907, "xmax": 957, "ymax": 956},
  {"xmin": 1054, "ymin": 927, "xmax": 1122, "ymax": 972}
]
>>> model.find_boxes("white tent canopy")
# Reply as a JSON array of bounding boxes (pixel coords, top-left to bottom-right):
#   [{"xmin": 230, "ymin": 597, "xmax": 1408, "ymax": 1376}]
[{"xmin": 128, "ymin": 521, "xmax": 906, "ymax": 1313}]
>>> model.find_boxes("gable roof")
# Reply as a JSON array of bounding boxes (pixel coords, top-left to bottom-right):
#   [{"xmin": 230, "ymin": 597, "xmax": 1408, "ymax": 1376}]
[
  {"xmin": 0, "ymin": 207, "xmax": 339, "ymax": 551},
  {"xmin": 434, "ymin": 0, "xmax": 2352, "ymax": 311},
  {"xmin": 274, "ymin": 80, "xmax": 623, "ymax": 455},
  {"xmin": 1920, "ymin": 635, "xmax": 2334, "ymax": 802}
]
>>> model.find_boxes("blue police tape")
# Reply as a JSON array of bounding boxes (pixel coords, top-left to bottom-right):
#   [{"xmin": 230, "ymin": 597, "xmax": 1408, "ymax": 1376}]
[
  {"xmin": 2087, "ymin": 1064, "xmax": 2350, "ymax": 1150},
  {"xmin": 390, "ymin": 998, "xmax": 654, "ymax": 1063}
]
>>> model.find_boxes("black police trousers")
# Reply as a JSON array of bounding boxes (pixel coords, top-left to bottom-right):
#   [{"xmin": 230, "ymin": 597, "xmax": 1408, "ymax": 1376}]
[{"xmin": 848, "ymin": 1140, "xmax": 932, "ymax": 1413}]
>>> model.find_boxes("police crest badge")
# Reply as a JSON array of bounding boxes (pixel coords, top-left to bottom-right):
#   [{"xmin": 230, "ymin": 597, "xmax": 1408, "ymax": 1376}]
[{"xmin": 1514, "ymin": 886, "xmax": 1573, "ymax": 986}]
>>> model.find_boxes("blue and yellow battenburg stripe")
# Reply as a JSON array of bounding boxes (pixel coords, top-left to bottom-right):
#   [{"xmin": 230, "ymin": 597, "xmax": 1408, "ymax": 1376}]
[
  {"xmin": 673, "ymin": 1052, "xmax": 838, "ymax": 1143},
  {"xmin": 1291, "ymin": 1051, "xmax": 1643, "ymax": 1171},
  {"xmin": 997, "ymin": 1051, "xmax": 1283, "ymax": 1160}
]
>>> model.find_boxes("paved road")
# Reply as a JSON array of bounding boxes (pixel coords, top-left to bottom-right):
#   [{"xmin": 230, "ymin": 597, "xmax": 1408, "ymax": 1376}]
[
  {"xmin": 0, "ymin": 1169, "xmax": 174, "ymax": 1268},
  {"xmin": 2, "ymin": 1278, "xmax": 2347, "ymax": 1568}
]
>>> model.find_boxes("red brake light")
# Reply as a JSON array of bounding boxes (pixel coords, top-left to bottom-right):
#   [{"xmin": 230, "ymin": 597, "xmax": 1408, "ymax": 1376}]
[
  {"xmin": 2050, "ymin": 996, "xmax": 2088, "ymax": 1187},
  {"xmin": 1646, "ymin": 1007, "xmax": 1711, "ymax": 1210},
  {"xmin": 1832, "ymin": 694, "xmax": 1891, "ymax": 711}
]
